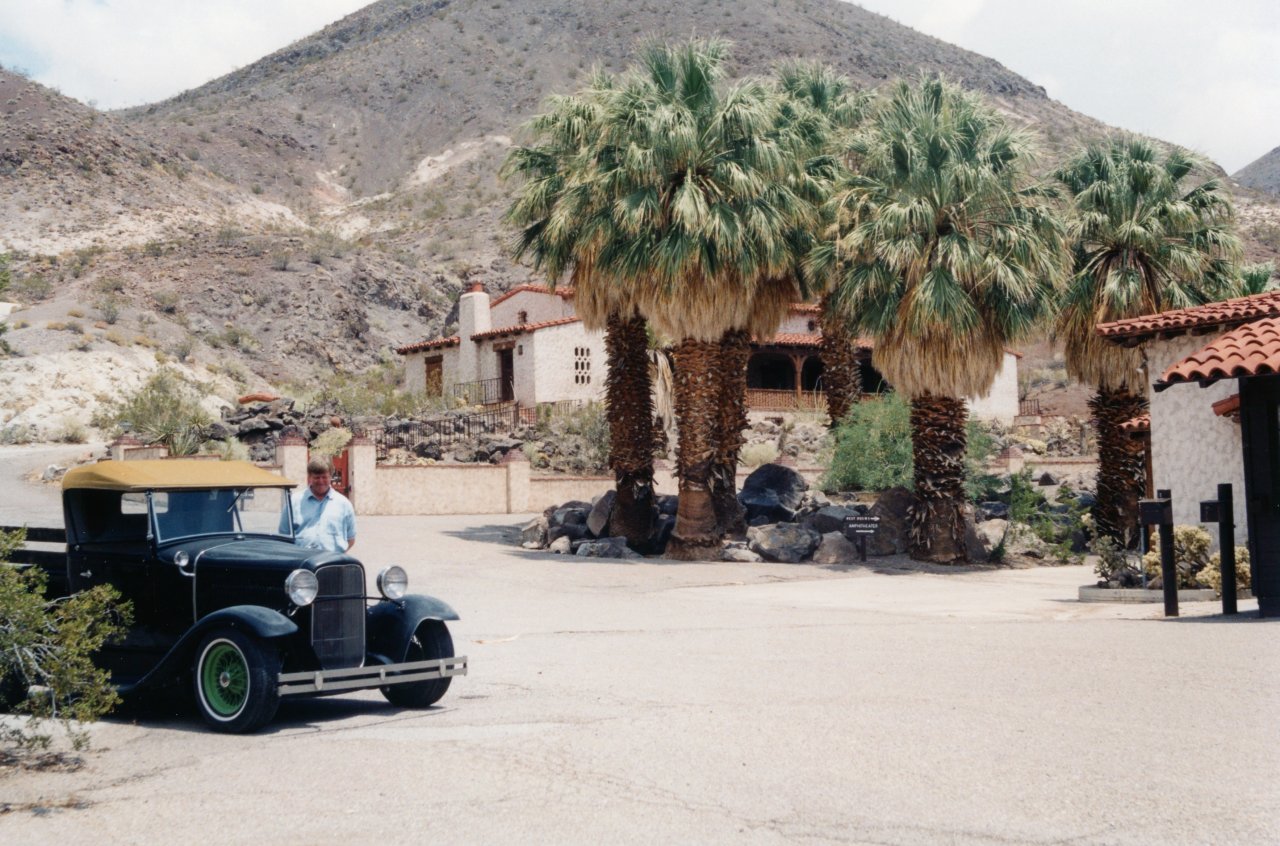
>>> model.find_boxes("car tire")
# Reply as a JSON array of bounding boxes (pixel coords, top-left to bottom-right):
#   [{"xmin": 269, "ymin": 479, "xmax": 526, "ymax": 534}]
[
  {"xmin": 193, "ymin": 628, "xmax": 280, "ymax": 733},
  {"xmin": 381, "ymin": 620, "xmax": 454, "ymax": 708}
]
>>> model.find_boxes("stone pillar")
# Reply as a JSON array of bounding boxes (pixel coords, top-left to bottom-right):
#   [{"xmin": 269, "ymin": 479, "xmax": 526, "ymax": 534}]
[
  {"xmin": 457, "ymin": 281, "xmax": 492, "ymax": 386},
  {"xmin": 109, "ymin": 433, "xmax": 142, "ymax": 461},
  {"xmin": 276, "ymin": 435, "xmax": 309, "ymax": 488},
  {"xmin": 347, "ymin": 437, "xmax": 377, "ymax": 514},
  {"xmin": 502, "ymin": 447, "xmax": 530, "ymax": 513}
]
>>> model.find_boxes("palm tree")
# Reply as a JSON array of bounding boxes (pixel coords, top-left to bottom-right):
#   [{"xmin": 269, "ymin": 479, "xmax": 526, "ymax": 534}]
[
  {"xmin": 586, "ymin": 40, "xmax": 809, "ymax": 558},
  {"xmin": 1054, "ymin": 137, "xmax": 1242, "ymax": 544},
  {"xmin": 1240, "ymin": 261, "xmax": 1276, "ymax": 295},
  {"xmin": 813, "ymin": 75, "xmax": 1067, "ymax": 562},
  {"xmin": 773, "ymin": 63, "xmax": 870, "ymax": 427},
  {"xmin": 502, "ymin": 82, "xmax": 661, "ymax": 549}
]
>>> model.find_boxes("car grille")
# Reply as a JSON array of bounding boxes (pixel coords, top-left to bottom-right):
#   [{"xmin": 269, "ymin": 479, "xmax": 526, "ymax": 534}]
[{"xmin": 311, "ymin": 564, "xmax": 365, "ymax": 670}]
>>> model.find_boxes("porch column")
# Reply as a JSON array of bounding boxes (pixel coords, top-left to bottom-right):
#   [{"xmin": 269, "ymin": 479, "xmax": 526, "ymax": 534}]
[
  {"xmin": 792, "ymin": 354, "xmax": 804, "ymax": 404},
  {"xmin": 347, "ymin": 436, "xmax": 377, "ymax": 515}
]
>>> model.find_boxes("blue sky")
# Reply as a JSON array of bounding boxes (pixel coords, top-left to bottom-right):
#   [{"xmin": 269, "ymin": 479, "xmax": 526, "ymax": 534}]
[{"xmin": 0, "ymin": 0, "xmax": 1276, "ymax": 172}]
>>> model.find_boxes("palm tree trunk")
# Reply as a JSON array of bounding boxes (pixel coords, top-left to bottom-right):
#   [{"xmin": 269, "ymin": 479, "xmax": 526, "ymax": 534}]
[
  {"xmin": 908, "ymin": 394, "xmax": 969, "ymax": 563},
  {"xmin": 710, "ymin": 329, "xmax": 750, "ymax": 538},
  {"xmin": 1091, "ymin": 389, "xmax": 1148, "ymax": 548},
  {"xmin": 667, "ymin": 337, "xmax": 722, "ymax": 559},
  {"xmin": 604, "ymin": 313, "xmax": 658, "ymax": 549},
  {"xmin": 820, "ymin": 294, "xmax": 861, "ymax": 427}
]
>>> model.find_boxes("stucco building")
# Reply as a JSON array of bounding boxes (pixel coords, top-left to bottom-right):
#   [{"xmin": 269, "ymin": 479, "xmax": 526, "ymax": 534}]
[
  {"xmin": 1098, "ymin": 290, "xmax": 1280, "ymax": 616},
  {"xmin": 397, "ymin": 282, "xmax": 1022, "ymax": 423}
]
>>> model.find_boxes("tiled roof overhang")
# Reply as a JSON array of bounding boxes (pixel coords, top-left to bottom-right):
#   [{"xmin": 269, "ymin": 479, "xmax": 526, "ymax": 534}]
[
  {"xmin": 1097, "ymin": 291, "xmax": 1280, "ymax": 348},
  {"xmin": 1154, "ymin": 317, "xmax": 1280, "ymax": 391},
  {"xmin": 1120, "ymin": 413, "xmax": 1150, "ymax": 435},
  {"xmin": 471, "ymin": 316, "xmax": 581, "ymax": 341},
  {"xmin": 752, "ymin": 333, "xmax": 874, "ymax": 350},
  {"xmin": 395, "ymin": 336, "xmax": 460, "ymax": 354}
]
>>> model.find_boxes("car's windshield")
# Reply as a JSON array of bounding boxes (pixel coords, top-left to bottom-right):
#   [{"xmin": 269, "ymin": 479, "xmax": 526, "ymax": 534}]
[{"xmin": 152, "ymin": 487, "xmax": 293, "ymax": 543}]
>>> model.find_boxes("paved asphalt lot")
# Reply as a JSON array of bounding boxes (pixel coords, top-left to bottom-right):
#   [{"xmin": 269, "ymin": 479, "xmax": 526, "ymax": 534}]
[{"xmin": 1, "ymin": 449, "xmax": 1278, "ymax": 845}]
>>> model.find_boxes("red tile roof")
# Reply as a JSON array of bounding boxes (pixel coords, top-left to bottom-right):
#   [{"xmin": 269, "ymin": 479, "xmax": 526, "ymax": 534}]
[
  {"xmin": 1212, "ymin": 393, "xmax": 1241, "ymax": 418},
  {"xmin": 789, "ymin": 303, "xmax": 821, "ymax": 314},
  {"xmin": 1120, "ymin": 414, "xmax": 1150, "ymax": 435},
  {"xmin": 1155, "ymin": 316, "xmax": 1280, "ymax": 391},
  {"xmin": 471, "ymin": 317, "xmax": 581, "ymax": 340},
  {"xmin": 489, "ymin": 284, "xmax": 575, "ymax": 308},
  {"xmin": 753, "ymin": 333, "xmax": 874, "ymax": 349},
  {"xmin": 395, "ymin": 335, "xmax": 460, "ymax": 354},
  {"xmin": 1097, "ymin": 291, "xmax": 1280, "ymax": 347}
]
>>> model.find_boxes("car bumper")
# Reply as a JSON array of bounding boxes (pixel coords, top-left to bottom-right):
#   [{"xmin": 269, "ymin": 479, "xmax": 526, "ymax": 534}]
[{"xmin": 276, "ymin": 655, "xmax": 468, "ymax": 696}]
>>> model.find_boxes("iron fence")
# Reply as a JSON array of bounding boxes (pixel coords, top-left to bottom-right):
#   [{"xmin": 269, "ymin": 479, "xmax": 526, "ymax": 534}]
[{"xmin": 449, "ymin": 377, "xmax": 511, "ymax": 406}]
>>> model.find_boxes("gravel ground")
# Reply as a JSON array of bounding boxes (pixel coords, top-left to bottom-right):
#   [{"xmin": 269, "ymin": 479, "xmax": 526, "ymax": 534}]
[{"xmin": 0, "ymin": 459, "xmax": 1276, "ymax": 845}]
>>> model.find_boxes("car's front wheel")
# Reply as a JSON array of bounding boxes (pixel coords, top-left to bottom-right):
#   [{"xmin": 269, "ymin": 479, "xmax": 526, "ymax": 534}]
[
  {"xmin": 193, "ymin": 628, "xmax": 280, "ymax": 733},
  {"xmin": 381, "ymin": 620, "xmax": 454, "ymax": 708}
]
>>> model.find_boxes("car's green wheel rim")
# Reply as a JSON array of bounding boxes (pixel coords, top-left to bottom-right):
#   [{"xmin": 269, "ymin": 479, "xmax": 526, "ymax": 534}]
[{"xmin": 201, "ymin": 641, "xmax": 249, "ymax": 717}]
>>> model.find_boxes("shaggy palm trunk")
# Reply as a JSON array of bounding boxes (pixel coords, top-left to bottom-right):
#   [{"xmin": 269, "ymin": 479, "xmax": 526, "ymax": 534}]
[
  {"xmin": 1091, "ymin": 389, "xmax": 1148, "ymax": 548},
  {"xmin": 710, "ymin": 329, "xmax": 751, "ymax": 538},
  {"xmin": 819, "ymin": 294, "xmax": 861, "ymax": 427},
  {"xmin": 604, "ymin": 314, "xmax": 659, "ymax": 549},
  {"xmin": 908, "ymin": 394, "xmax": 969, "ymax": 563},
  {"xmin": 667, "ymin": 338, "xmax": 723, "ymax": 559}
]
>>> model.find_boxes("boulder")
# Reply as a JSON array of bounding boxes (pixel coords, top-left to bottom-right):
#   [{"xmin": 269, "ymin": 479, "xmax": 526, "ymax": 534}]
[
  {"xmin": 722, "ymin": 545, "xmax": 763, "ymax": 563},
  {"xmin": 1004, "ymin": 525, "xmax": 1048, "ymax": 559},
  {"xmin": 977, "ymin": 501, "xmax": 1010, "ymax": 522},
  {"xmin": 575, "ymin": 537, "xmax": 639, "ymax": 559},
  {"xmin": 548, "ymin": 523, "xmax": 590, "ymax": 544},
  {"xmin": 802, "ymin": 505, "xmax": 857, "ymax": 535},
  {"xmin": 550, "ymin": 503, "xmax": 591, "ymax": 527},
  {"xmin": 864, "ymin": 486, "xmax": 912, "ymax": 556},
  {"xmin": 1038, "ymin": 471, "xmax": 1059, "ymax": 486},
  {"xmin": 586, "ymin": 490, "xmax": 616, "ymax": 538},
  {"xmin": 205, "ymin": 421, "xmax": 234, "ymax": 441},
  {"xmin": 812, "ymin": 532, "xmax": 860, "ymax": 566},
  {"xmin": 547, "ymin": 535, "xmax": 573, "ymax": 554},
  {"xmin": 520, "ymin": 516, "xmax": 548, "ymax": 548},
  {"xmin": 748, "ymin": 523, "xmax": 821, "ymax": 563},
  {"xmin": 657, "ymin": 495, "xmax": 679, "ymax": 516},
  {"xmin": 969, "ymin": 518, "xmax": 1007, "ymax": 562},
  {"xmin": 739, "ymin": 463, "xmax": 809, "ymax": 523}
]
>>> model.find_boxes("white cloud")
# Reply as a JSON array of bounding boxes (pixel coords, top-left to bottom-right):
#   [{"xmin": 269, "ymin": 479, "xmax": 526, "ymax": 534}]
[{"xmin": 0, "ymin": 0, "xmax": 372, "ymax": 108}]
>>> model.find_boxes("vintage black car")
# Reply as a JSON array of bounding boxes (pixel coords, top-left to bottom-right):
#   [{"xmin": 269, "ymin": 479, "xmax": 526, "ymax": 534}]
[{"xmin": 10, "ymin": 459, "xmax": 467, "ymax": 733}]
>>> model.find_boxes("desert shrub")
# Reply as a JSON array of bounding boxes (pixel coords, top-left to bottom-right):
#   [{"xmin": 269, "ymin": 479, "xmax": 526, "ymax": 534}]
[
  {"xmin": 92, "ymin": 367, "xmax": 212, "ymax": 455},
  {"xmin": 1091, "ymin": 534, "xmax": 1139, "ymax": 583},
  {"xmin": 740, "ymin": 442, "xmax": 779, "ymax": 468},
  {"xmin": 0, "ymin": 424, "xmax": 37, "ymax": 444},
  {"xmin": 54, "ymin": 419, "xmax": 87, "ymax": 444},
  {"xmin": 1200, "ymin": 546, "xmax": 1251, "ymax": 595},
  {"xmin": 823, "ymin": 393, "xmax": 995, "ymax": 495},
  {"xmin": 152, "ymin": 290, "xmax": 179, "ymax": 313},
  {"xmin": 0, "ymin": 529, "xmax": 133, "ymax": 752},
  {"xmin": 311, "ymin": 426, "xmax": 353, "ymax": 458},
  {"xmin": 1142, "ymin": 525, "xmax": 1213, "ymax": 589},
  {"xmin": 0, "ymin": 254, "xmax": 10, "ymax": 355},
  {"xmin": 530, "ymin": 402, "xmax": 610, "ymax": 474},
  {"xmin": 201, "ymin": 438, "xmax": 250, "ymax": 462},
  {"xmin": 307, "ymin": 362, "xmax": 445, "ymax": 417},
  {"xmin": 96, "ymin": 295, "xmax": 121, "ymax": 324}
]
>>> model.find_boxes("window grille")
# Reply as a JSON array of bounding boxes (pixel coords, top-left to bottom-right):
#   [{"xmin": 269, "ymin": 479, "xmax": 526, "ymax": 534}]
[{"xmin": 574, "ymin": 346, "xmax": 591, "ymax": 385}]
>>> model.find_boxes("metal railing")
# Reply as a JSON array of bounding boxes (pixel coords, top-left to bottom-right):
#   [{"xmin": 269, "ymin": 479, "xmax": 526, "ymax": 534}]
[
  {"xmin": 449, "ymin": 377, "xmax": 511, "ymax": 406},
  {"xmin": 1018, "ymin": 399, "xmax": 1042, "ymax": 417}
]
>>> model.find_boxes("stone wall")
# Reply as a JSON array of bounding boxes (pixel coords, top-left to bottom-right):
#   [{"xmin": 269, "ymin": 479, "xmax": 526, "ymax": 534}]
[{"xmin": 1148, "ymin": 335, "xmax": 1246, "ymax": 547}]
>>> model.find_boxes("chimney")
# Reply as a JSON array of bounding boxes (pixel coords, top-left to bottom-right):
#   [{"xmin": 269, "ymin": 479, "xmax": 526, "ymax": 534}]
[{"xmin": 458, "ymin": 280, "xmax": 491, "ymax": 382}]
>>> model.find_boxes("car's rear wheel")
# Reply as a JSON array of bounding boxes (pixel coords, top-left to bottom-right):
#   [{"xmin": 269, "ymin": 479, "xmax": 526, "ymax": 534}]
[
  {"xmin": 193, "ymin": 628, "xmax": 280, "ymax": 733},
  {"xmin": 381, "ymin": 620, "xmax": 454, "ymax": 708}
]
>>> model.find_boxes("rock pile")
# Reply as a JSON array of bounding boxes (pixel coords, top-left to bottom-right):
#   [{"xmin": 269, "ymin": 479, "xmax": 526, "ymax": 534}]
[{"xmin": 205, "ymin": 397, "xmax": 345, "ymax": 462}]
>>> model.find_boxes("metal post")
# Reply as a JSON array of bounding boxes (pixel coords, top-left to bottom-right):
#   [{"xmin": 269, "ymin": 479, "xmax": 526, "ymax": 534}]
[
  {"xmin": 1218, "ymin": 483, "xmax": 1237, "ymax": 615},
  {"xmin": 1156, "ymin": 488, "xmax": 1178, "ymax": 618}
]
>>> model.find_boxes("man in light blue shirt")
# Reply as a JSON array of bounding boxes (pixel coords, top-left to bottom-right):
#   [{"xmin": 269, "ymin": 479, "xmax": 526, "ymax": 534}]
[{"xmin": 290, "ymin": 458, "xmax": 356, "ymax": 553}]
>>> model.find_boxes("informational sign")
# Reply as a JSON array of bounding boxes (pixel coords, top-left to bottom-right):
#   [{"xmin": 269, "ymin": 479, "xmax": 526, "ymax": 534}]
[{"xmin": 844, "ymin": 515, "xmax": 880, "ymax": 535}]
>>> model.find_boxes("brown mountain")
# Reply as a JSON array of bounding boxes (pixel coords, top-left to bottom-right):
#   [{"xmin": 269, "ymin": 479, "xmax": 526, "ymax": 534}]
[
  {"xmin": 1235, "ymin": 146, "xmax": 1280, "ymax": 197},
  {"xmin": 2, "ymin": 0, "xmax": 1277, "ymax": 427}
]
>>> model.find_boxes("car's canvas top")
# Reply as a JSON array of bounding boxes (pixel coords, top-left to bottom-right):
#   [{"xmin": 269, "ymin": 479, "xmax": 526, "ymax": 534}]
[{"xmin": 63, "ymin": 460, "xmax": 297, "ymax": 491}]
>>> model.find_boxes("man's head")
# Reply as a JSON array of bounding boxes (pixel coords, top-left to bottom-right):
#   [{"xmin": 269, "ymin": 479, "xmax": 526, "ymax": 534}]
[{"xmin": 306, "ymin": 458, "xmax": 333, "ymax": 499}]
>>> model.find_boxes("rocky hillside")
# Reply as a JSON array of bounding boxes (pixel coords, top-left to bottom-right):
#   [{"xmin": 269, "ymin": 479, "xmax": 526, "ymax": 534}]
[
  {"xmin": 3, "ymin": 0, "xmax": 1279, "ymax": 439},
  {"xmin": 1235, "ymin": 146, "xmax": 1280, "ymax": 197}
]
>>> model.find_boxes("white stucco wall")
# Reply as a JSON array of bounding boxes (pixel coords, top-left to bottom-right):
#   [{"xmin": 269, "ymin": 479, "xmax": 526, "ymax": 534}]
[
  {"xmin": 966, "ymin": 352, "xmax": 1020, "ymax": 424},
  {"xmin": 490, "ymin": 289, "xmax": 576, "ymax": 328},
  {"xmin": 403, "ymin": 347, "xmax": 459, "ymax": 395},
  {"xmin": 776, "ymin": 310, "xmax": 820, "ymax": 335},
  {"xmin": 1147, "ymin": 335, "xmax": 1247, "ymax": 546},
  {"xmin": 527, "ymin": 322, "xmax": 607, "ymax": 404}
]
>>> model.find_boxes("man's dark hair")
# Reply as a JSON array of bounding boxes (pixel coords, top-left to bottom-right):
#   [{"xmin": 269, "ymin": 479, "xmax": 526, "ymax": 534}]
[{"xmin": 307, "ymin": 457, "xmax": 333, "ymax": 475}]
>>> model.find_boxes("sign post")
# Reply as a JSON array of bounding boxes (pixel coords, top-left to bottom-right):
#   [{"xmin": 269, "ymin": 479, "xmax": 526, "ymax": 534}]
[
  {"xmin": 1139, "ymin": 489, "xmax": 1177, "ymax": 617},
  {"xmin": 1200, "ymin": 483, "xmax": 1238, "ymax": 616},
  {"xmin": 843, "ymin": 515, "xmax": 880, "ymax": 563}
]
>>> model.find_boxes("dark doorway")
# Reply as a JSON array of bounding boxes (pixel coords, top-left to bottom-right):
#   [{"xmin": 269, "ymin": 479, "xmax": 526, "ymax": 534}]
[
  {"xmin": 1239, "ymin": 374, "xmax": 1280, "ymax": 616},
  {"xmin": 498, "ymin": 348, "xmax": 515, "ymax": 402},
  {"xmin": 801, "ymin": 357, "xmax": 825, "ymax": 392},
  {"xmin": 747, "ymin": 353, "xmax": 795, "ymax": 390}
]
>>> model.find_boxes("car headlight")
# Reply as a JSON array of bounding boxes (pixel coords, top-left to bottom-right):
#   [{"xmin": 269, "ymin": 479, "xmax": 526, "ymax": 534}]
[
  {"xmin": 285, "ymin": 569, "xmax": 319, "ymax": 606},
  {"xmin": 377, "ymin": 566, "xmax": 408, "ymax": 600},
  {"xmin": 174, "ymin": 550, "xmax": 190, "ymax": 568}
]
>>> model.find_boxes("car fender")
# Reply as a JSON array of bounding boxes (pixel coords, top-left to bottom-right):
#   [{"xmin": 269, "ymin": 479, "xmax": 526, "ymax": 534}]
[
  {"xmin": 118, "ymin": 606, "xmax": 298, "ymax": 695},
  {"xmin": 366, "ymin": 594, "xmax": 459, "ymax": 662}
]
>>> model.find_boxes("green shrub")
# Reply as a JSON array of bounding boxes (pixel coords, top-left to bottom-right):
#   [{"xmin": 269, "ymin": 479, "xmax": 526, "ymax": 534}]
[
  {"xmin": 740, "ymin": 442, "xmax": 779, "ymax": 468},
  {"xmin": 1091, "ymin": 534, "xmax": 1138, "ymax": 583},
  {"xmin": 1142, "ymin": 525, "xmax": 1213, "ymax": 589},
  {"xmin": 822, "ymin": 393, "xmax": 996, "ymax": 496},
  {"xmin": 0, "ymin": 529, "xmax": 132, "ymax": 752},
  {"xmin": 1201, "ymin": 546, "xmax": 1251, "ymax": 595},
  {"xmin": 531, "ymin": 403, "xmax": 610, "ymax": 474},
  {"xmin": 92, "ymin": 367, "xmax": 212, "ymax": 455},
  {"xmin": 311, "ymin": 427, "xmax": 353, "ymax": 458}
]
